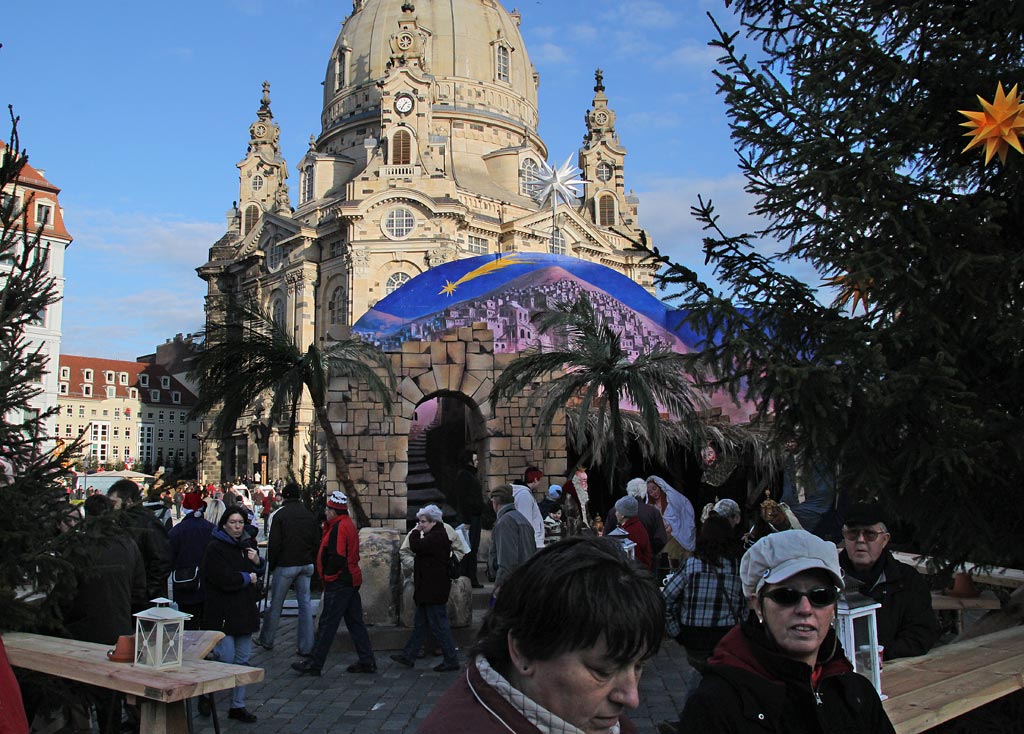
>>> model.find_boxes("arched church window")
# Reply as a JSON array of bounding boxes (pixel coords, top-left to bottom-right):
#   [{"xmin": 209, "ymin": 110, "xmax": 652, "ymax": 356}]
[
  {"xmin": 384, "ymin": 207, "xmax": 416, "ymax": 239},
  {"xmin": 251, "ymin": 175, "xmax": 264, "ymax": 192},
  {"xmin": 266, "ymin": 239, "xmax": 284, "ymax": 271},
  {"xmin": 596, "ymin": 162, "xmax": 613, "ymax": 182},
  {"xmin": 301, "ymin": 166, "xmax": 314, "ymax": 205},
  {"xmin": 392, "ymin": 130, "xmax": 412, "ymax": 166},
  {"xmin": 243, "ymin": 204, "xmax": 260, "ymax": 235},
  {"xmin": 496, "ymin": 45, "xmax": 510, "ymax": 83},
  {"xmin": 548, "ymin": 228, "xmax": 566, "ymax": 255},
  {"xmin": 598, "ymin": 195, "xmax": 616, "ymax": 227},
  {"xmin": 334, "ymin": 49, "xmax": 346, "ymax": 91},
  {"xmin": 520, "ymin": 159, "xmax": 541, "ymax": 198},
  {"xmin": 271, "ymin": 298, "xmax": 285, "ymax": 329},
  {"xmin": 386, "ymin": 272, "xmax": 411, "ymax": 295},
  {"xmin": 329, "ymin": 285, "xmax": 348, "ymax": 325}
]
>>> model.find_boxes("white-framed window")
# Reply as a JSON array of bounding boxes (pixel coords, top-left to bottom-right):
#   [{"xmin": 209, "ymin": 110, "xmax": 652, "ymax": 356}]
[
  {"xmin": 386, "ymin": 272, "xmax": 411, "ymax": 295},
  {"xmin": 150, "ymin": 390, "xmax": 160, "ymax": 402},
  {"xmin": 160, "ymin": 376, "xmax": 170, "ymax": 389},
  {"xmin": 82, "ymin": 384, "xmax": 92, "ymax": 397},
  {"xmin": 467, "ymin": 235, "xmax": 488, "ymax": 255},
  {"xmin": 520, "ymin": 159, "xmax": 541, "ymax": 198},
  {"xmin": 60, "ymin": 366, "xmax": 70, "ymax": 380},
  {"xmin": 104, "ymin": 371, "xmax": 114, "ymax": 383},
  {"xmin": 138, "ymin": 374, "xmax": 148, "ymax": 387},
  {"xmin": 114, "ymin": 407, "xmax": 121, "ymax": 419},
  {"xmin": 496, "ymin": 45, "xmax": 510, "ymax": 83},
  {"xmin": 113, "ymin": 426, "xmax": 119, "ymax": 438},
  {"xmin": 334, "ymin": 48, "xmax": 347, "ymax": 91},
  {"xmin": 272, "ymin": 298, "xmax": 285, "ymax": 329},
  {"xmin": 329, "ymin": 285, "xmax": 347, "ymax": 325},
  {"xmin": 157, "ymin": 429, "xmax": 164, "ymax": 440},
  {"xmin": 77, "ymin": 405, "xmax": 84, "ymax": 417},
  {"xmin": 598, "ymin": 194, "xmax": 616, "ymax": 226},
  {"xmin": 35, "ymin": 202, "xmax": 53, "ymax": 228},
  {"xmin": 119, "ymin": 372, "xmax": 128, "ymax": 385},
  {"xmin": 158, "ymin": 412, "xmax": 165, "ymax": 423},
  {"xmin": 549, "ymin": 228, "xmax": 566, "ymax": 255},
  {"xmin": 59, "ymin": 382, "xmax": 68, "ymax": 395},
  {"xmin": 179, "ymin": 430, "xmax": 186, "ymax": 441},
  {"xmin": 83, "ymin": 369, "xmax": 93, "ymax": 382},
  {"xmin": 251, "ymin": 174, "xmax": 264, "ymax": 192},
  {"xmin": 171, "ymin": 391, "xmax": 181, "ymax": 404},
  {"xmin": 105, "ymin": 386, "xmax": 115, "ymax": 398},
  {"xmin": 128, "ymin": 388, "xmax": 138, "ymax": 399},
  {"xmin": 383, "ymin": 207, "xmax": 416, "ymax": 239},
  {"xmin": 64, "ymin": 424, "xmax": 72, "ymax": 437},
  {"xmin": 596, "ymin": 162, "xmax": 614, "ymax": 182},
  {"xmin": 125, "ymin": 426, "xmax": 131, "ymax": 440}
]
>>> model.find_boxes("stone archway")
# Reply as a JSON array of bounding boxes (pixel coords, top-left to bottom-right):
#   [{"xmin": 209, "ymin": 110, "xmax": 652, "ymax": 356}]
[{"xmin": 328, "ymin": 321, "xmax": 569, "ymax": 529}]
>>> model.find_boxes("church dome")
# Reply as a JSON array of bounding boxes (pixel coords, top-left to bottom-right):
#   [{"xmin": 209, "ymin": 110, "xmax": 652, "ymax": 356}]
[{"xmin": 322, "ymin": 0, "xmax": 539, "ymax": 136}]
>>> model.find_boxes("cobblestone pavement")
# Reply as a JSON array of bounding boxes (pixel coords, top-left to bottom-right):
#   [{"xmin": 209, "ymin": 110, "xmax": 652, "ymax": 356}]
[{"xmin": 192, "ymin": 618, "xmax": 695, "ymax": 733}]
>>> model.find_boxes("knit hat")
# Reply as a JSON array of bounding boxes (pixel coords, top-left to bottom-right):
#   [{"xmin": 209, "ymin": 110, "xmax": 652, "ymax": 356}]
[
  {"xmin": 615, "ymin": 495, "xmax": 639, "ymax": 518},
  {"xmin": 843, "ymin": 501, "xmax": 890, "ymax": 529},
  {"xmin": 713, "ymin": 498, "xmax": 741, "ymax": 519},
  {"xmin": 182, "ymin": 491, "xmax": 205, "ymax": 512},
  {"xmin": 740, "ymin": 529, "xmax": 845, "ymax": 597},
  {"xmin": 547, "ymin": 485, "xmax": 562, "ymax": 500},
  {"xmin": 326, "ymin": 490, "xmax": 348, "ymax": 511}
]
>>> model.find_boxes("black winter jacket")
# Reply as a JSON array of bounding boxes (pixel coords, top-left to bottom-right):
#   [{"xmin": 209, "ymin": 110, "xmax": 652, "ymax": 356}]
[
  {"xmin": 679, "ymin": 621, "xmax": 895, "ymax": 734},
  {"xmin": 64, "ymin": 533, "xmax": 146, "ymax": 645},
  {"xmin": 453, "ymin": 465, "xmax": 484, "ymax": 522},
  {"xmin": 409, "ymin": 522, "xmax": 453, "ymax": 606},
  {"xmin": 267, "ymin": 499, "xmax": 320, "ymax": 570},
  {"xmin": 122, "ymin": 505, "xmax": 173, "ymax": 607},
  {"xmin": 168, "ymin": 513, "xmax": 214, "ymax": 605},
  {"xmin": 839, "ymin": 549, "xmax": 939, "ymax": 660},
  {"xmin": 201, "ymin": 528, "xmax": 265, "ymax": 636}
]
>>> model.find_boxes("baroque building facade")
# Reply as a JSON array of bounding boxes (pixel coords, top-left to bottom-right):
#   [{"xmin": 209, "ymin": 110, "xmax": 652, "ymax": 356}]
[{"xmin": 199, "ymin": 0, "xmax": 659, "ymax": 496}]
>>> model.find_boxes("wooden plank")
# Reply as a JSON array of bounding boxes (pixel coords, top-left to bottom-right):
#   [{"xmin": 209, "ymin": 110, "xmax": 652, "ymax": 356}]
[
  {"xmin": 885, "ymin": 657, "xmax": 1024, "ymax": 734},
  {"xmin": 2, "ymin": 632, "xmax": 262, "ymax": 703},
  {"xmin": 893, "ymin": 552, "xmax": 1024, "ymax": 589},
  {"xmin": 181, "ymin": 630, "xmax": 224, "ymax": 662},
  {"xmin": 930, "ymin": 590, "xmax": 1001, "ymax": 611}
]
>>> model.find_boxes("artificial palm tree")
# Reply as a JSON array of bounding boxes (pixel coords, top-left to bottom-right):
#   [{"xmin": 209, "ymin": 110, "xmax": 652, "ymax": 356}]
[
  {"xmin": 190, "ymin": 299, "xmax": 396, "ymax": 527},
  {"xmin": 490, "ymin": 294, "xmax": 711, "ymax": 489}
]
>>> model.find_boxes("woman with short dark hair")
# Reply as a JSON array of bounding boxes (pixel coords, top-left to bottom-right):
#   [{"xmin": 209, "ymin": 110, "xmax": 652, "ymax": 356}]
[{"xmin": 420, "ymin": 536, "xmax": 664, "ymax": 734}]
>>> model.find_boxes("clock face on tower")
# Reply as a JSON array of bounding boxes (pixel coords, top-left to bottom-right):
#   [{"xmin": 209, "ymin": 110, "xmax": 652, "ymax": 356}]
[
  {"xmin": 593, "ymin": 111, "xmax": 609, "ymax": 126},
  {"xmin": 253, "ymin": 123, "xmax": 267, "ymax": 138},
  {"xmin": 397, "ymin": 33, "xmax": 414, "ymax": 50},
  {"xmin": 395, "ymin": 94, "xmax": 414, "ymax": 115}
]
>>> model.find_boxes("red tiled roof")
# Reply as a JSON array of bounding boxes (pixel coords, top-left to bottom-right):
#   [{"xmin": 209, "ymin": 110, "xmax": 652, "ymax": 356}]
[
  {"xmin": 0, "ymin": 141, "xmax": 72, "ymax": 241},
  {"xmin": 58, "ymin": 354, "xmax": 198, "ymax": 407}
]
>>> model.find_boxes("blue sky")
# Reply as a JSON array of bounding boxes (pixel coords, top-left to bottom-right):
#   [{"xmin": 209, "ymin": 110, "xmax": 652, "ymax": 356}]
[{"xmin": 1, "ymin": 0, "xmax": 770, "ymax": 360}]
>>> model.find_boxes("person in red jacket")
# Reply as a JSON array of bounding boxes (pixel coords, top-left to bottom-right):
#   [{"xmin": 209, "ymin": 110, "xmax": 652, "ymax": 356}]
[
  {"xmin": 292, "ymin": 491, "xmax": 376, "ymax": 676},
  {"xmin": 614, "ymin": 496, "xmax": 653, "ymax": 569}
]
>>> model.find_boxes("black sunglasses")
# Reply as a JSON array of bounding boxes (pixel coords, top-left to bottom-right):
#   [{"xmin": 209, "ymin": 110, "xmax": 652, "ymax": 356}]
[{"xmin": 762, "ymin": 586, "xmax": 839, "ymax": 608}]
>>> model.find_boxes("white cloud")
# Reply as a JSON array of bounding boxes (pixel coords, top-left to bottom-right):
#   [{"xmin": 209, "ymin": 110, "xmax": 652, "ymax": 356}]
[
  {"xmin": 664, "ymin": 42, "xmax": 720, "ymax": 68},
  {"xmin": 69, "ymin": 209, "xmax": 224, "ymax": 268},
  {"xmin": 621, "ymin": 110, "xmax": 684, "ymax": 129},
  {"xmin": 531, "ymin": 42, "xmax": 569, "ymax": 65},
  {"xmin": 599, "ymin": 1, "xmax": 679, "ymax": 29},
  {"xmin": 570, "ymin": 25, "xmax": 600, "ymax": 43}
]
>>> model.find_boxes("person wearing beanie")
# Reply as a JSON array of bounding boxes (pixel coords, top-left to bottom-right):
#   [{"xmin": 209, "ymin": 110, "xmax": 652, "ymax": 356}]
[
  {"xmin": 487, "ymin": 484, "xmax": 536, "ymax": 597},
  {"xmin": 537, "ymin": 484, "xmax": 562, "ymax": 519},
  {"xmin": 838, "ymin": 502, "xmax": 938, "ymax": 660},
  {"xmin": 255, "ymin": 482, "xmax": 320, "ymax": 656},
  {"xmin": 512, "ymin": 467, "xmax": 546, "ymax": 549},
  {"xmin": 292, "ymin": 490, "xmax": 377, "ymax": 676},
  {"xmin": 678, "ymin": 530, "xmax": 895, "ymax": 734},
  {"xmin": 391, "ymin": 504, "xmax": 465, "ymax": 672},
  {"xmin": 168, "ymin": 492, "xmax": 215, "ymax": 627},
  {"xmin": 604, "ymin": 478, "xmax": 669, "ymax": 559},
  {"xmin": 613, "ymin": 495, "xmax": 653, "ymax": 569}
]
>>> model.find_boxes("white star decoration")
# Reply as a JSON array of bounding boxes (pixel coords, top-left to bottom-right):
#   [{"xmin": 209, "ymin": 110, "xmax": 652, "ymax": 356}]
[{"xmin": 532, "ymin": 155, "xmax": 587, "ymax": 243}]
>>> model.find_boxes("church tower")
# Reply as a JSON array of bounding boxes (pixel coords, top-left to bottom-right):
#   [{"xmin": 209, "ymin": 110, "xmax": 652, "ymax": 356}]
[
  {"xmin": 237, "ymin": 82, "xmax": 291, "ymax": 238},
  {"xmin": 579, "ymin": 69, "xmax": 642, "ymax": 241}
]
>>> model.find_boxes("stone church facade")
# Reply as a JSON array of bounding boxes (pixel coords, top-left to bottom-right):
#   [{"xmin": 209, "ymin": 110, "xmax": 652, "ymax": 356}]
[{"xmin": 198, "ymin": 0, "xmax": 660, "ymax": 517}]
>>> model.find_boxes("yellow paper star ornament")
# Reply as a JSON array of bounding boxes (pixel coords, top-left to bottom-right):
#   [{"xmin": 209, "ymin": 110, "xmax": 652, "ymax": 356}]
[{"xmin": 958, "ymin": 82, "xmax": 1024, "ymax": 164}]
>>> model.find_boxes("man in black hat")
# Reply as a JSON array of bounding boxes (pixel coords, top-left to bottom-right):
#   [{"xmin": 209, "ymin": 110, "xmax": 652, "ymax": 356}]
[{"xmin": 839, "ymin": 501, "xmax": 939, "ymax": 660}]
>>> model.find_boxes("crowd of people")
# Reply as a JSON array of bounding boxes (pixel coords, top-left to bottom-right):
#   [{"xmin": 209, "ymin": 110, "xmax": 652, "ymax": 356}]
[{"xmin": 17, "ymin": 454, "xmax": 949, "ymax": 734}]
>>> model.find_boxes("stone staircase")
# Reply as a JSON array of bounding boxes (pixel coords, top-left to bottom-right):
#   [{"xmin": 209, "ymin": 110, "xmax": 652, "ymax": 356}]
[{"xmin": 404, "ymin": 422, "xmax": 455, "ymax": 526}]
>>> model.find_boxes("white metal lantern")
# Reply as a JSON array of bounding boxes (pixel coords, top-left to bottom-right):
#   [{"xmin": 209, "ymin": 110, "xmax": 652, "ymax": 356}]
[
  {"xmin": 836, "ymin": 587, "xmax": 884, "ymax": 697},
  {"xmin": 134, "ymin": 597, "xmax": 192, "ymax": 669}
]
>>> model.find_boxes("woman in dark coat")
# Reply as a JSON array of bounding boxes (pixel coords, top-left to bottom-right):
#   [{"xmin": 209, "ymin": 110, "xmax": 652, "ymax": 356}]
[
  {"xmin": 390, "ymin": 504, "xmax": 460, "ymax": 672},
  {"xmin": 202, "ymin": 507, "xmax": 265, "ymax": 724}
]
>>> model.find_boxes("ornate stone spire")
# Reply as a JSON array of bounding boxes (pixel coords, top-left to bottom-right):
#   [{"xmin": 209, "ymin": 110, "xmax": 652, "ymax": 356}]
[{"xmin": 594, "ymin": 68, "xmax": 605, "ymax": 93}]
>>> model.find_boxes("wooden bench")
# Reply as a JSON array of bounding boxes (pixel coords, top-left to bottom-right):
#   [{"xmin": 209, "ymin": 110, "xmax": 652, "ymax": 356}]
[
  {"xmin": 882, "ymin": 625, "xmax": 1024, "ymax": 734},
  {"xmin": 930, "ymin": 590, "xmax": 1002, "ymax": 634},
  {"xmin": 3, "ymin": 631, "xmax": 263, "ymax": 734}
]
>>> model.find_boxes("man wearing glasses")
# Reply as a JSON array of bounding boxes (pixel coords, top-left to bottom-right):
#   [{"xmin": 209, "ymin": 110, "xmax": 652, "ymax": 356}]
[{"xmin": 839, "ymin": 502, "xmax": 939, "ymax": 660}]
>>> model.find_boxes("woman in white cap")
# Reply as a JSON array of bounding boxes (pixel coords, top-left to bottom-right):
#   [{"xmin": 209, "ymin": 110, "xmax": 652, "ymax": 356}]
[{"xmin": 676, "ymin": 529, "xmax": 894, "ymax": 733}]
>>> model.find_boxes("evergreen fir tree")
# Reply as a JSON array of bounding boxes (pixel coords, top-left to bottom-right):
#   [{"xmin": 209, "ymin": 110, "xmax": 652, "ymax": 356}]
[
  {"xmin": 648, "ymin": 1, "xmax": 1024, "ymax": 566},
  {"xmin": 0, "ymin": 109, "xmax": 79, "ymax": 633}
]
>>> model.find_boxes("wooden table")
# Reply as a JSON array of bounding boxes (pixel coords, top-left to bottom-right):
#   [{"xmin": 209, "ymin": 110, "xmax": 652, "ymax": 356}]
[
  {"xmin": 893, "ymin": 552, "xmax": 1024, "ymax": 589},
  {"xmin": 930, "ymin": 590, "xmax": 1002, "ymax": 634},
  {"xmin": 3, "ymin": 632, "xmax": 263, "ymax": 734},
  {"xmin": 882, "ymin": 625, "xmax": 1024, "ymax": 734}
]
